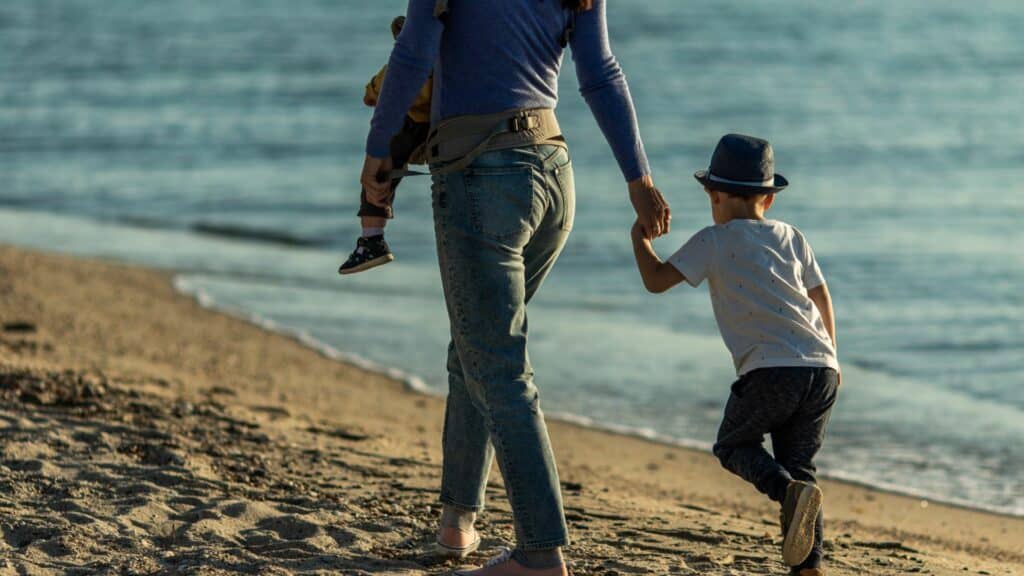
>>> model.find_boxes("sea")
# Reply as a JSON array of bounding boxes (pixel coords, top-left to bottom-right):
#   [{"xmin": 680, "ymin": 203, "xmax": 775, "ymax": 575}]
[{"xmin": 1, "ymin": 0, "xmax": 1021, "ymax": 517}]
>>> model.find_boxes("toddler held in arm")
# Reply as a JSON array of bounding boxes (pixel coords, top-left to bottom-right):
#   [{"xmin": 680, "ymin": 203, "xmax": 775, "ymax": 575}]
[{"xmin": 339, "ymin": 16, "xmax": 432, "ymax": 275}]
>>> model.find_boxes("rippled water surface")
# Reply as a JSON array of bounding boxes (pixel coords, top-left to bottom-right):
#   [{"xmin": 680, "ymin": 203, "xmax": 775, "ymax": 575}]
[{"xmin": 1, "ymin": 0, "xmax": 1022, "ymax": 515}]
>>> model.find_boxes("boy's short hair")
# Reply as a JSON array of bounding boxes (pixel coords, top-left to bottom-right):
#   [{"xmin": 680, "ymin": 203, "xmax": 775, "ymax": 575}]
[{"xmin": 705, "ymin": 186, "xmax": 771, "ymax": 202}]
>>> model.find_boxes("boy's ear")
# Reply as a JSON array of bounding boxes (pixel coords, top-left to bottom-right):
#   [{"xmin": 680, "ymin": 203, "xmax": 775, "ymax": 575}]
[{"xmin": 762, "ymin": 193, "xmax": 775, "ymax": 211}]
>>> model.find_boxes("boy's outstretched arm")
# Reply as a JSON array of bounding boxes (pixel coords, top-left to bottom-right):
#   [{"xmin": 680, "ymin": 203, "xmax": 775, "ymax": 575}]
[
  {"xmin": 807, "ymin": 284, "xmax": 836, "ymax": 350},
  {"xmin": 631, "ymin": 221, "xmax": 685, "ymax": 293},
  {"xmin": 808, "ymin": 283, "xmax": 841, "ymax": 385}
]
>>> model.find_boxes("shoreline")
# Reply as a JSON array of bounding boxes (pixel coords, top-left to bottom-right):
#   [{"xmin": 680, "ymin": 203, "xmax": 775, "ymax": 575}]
[
  {"xmin": 172, "ymin": 275, "xmax": 435, "ymax": 395},
  {"xmin": 2, "ymin": 207, "xmax": 1019, "ymax": 521},
  {"xmin": 174, "ymin": 271, "xmax": 1022, "ymax": 522},
  {"xmin": 2, "ymin": 244, "xmax": 1022, "ymax": 575}
]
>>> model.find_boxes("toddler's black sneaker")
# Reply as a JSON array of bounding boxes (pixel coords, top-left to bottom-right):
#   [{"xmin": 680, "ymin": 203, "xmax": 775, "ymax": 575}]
[{"xmin": 339, "ymin": 235, "xmax": 394, "ymax": 275}]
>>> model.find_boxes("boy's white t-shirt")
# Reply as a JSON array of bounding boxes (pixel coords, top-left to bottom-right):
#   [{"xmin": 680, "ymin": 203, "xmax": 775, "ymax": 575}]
[{"xmin": 668, "ymin": 219, "xmax": 839, "ymax": 376}]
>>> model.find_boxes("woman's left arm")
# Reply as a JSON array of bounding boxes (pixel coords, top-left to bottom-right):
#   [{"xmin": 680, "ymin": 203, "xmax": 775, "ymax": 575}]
[
  {"xmin": 570, "ymin": 0, "xmax": 647, "ymax": 182},
  {"xmin": 570, "ymin": 0, "xmax": 670, "ymax": 237}
]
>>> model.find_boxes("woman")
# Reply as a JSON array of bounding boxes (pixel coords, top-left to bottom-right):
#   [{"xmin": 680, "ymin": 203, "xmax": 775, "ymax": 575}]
[{"xmin": 360, "ymin": 1, "xmax": 670, "ymax": 574}]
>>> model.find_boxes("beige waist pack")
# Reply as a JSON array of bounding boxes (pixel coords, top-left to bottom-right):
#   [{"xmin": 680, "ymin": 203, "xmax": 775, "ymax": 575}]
[{"xmin": 390, "ymin": 108, "xmax": 564, "ymax": 180}]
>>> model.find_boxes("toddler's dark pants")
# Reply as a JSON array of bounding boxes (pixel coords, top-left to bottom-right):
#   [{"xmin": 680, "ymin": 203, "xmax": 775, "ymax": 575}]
[
  {"xmin": 358, "ymin": 116, "xmax": 431, "ymax": 219},
  {"xmin": 713, "ymin": 366, "xmax": 839, "ymax": 570}
]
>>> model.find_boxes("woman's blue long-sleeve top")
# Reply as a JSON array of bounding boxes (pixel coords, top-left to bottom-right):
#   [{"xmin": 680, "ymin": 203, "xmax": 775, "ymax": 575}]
[{"xmin": 365, "ymin": 0, "xmax": 650, "ymax": 182}]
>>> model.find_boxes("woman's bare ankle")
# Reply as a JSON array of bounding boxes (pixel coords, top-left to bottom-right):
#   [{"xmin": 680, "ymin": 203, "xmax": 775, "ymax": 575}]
[{"xmin": 440, "ymin": 505, "xmax": 476, "ymax": 529}]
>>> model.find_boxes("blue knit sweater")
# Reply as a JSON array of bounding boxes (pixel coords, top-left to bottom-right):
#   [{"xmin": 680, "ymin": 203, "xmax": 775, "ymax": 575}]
[{"xmin": 365, "ymin": 0, "xmax": 650, "ymax": 181}]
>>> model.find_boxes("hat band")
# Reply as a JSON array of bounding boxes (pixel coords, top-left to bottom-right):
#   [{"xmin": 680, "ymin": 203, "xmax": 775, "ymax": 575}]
[{"xmin": 708, "ymin": 172, "xmax": 775, "ymax": 187}]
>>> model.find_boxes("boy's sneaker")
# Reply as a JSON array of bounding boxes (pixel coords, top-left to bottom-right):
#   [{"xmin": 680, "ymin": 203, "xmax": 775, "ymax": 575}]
[
  {"xmin": 339, "ymin": 235, "xmax": 394, "ymax": 275},
  {"xmin": 791, "ymin": 569, "xmax": 824, "ymax": 576},
  {"xmin": 780, "ymin": 480, "xmax": 823, "ymax": 566}
]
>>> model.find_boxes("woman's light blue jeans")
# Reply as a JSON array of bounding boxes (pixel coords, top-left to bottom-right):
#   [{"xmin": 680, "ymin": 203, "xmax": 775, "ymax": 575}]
[{"xmin": 432, "ymin": 143, "xmax": 575, "ymax": 550}]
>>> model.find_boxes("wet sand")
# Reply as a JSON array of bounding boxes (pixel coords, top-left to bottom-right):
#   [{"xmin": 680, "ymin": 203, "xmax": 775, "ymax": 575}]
[{"xmin": 1, "ymin": 245, "xmax": 1021, "ymax": 575}]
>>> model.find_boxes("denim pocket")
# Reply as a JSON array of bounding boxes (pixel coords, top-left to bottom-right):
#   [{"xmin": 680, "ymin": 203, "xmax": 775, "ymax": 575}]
[{"xmin": 463, "ymin": 165, "xmax": 542, "ymax": 241}]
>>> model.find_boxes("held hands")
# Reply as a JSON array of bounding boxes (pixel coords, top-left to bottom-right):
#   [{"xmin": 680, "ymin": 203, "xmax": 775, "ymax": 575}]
[
  {"xmin": 630, "ymin": 220, "xmax": 648, "ymax": 244},
  {"xmin": 629, "ymin": 216, "xmax": 686, "ymax": 294},
  {"xmin": 360, "ymin": 155, "xmax": 395, "ymax": 208},
  {"xmin": 628, "ymin": 175, "xmax": 671, "ymax": 239}
]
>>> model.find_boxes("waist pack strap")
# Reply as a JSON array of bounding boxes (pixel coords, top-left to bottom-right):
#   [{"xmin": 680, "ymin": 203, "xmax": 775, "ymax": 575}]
[
  {"xmin": 387, "ymin": 167, "xmax": 431, "ymax": 179},
  {"xmin": 387, "ymin": 108, "xmax": 562, "ymax": 180}
]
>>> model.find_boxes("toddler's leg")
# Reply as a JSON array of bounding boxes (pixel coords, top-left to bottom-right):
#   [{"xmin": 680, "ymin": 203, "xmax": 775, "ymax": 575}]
[
  {"xmin": 771, "ymin": 368, "xmax": 839, "ymax": 571},
  {"xmin": 339, "ymin": 188, "xmax": 395, "ymax": 275},
  {"xmin": 360, "ymin": 216, "xmax": 387, "ymax": 237},
  {"xmin": 712, "ymin": 369, "xmax": 803, "ymax": 502},
  {"xmin": 359, "ymin": 187, "xmax": 392, "ymax": 236}
]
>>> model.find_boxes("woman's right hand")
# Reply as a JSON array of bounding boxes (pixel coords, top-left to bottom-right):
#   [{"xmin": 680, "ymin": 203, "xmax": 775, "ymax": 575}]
[
  {"xmin": 629, "ymin": 175, "xmax": 671, "ymax": 238},
  {"xmin": 361, "ymin": 155, "xmax": 394, "ymax": 208}
]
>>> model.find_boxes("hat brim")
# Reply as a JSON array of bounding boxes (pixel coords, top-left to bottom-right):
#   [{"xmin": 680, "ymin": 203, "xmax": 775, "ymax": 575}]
[{"xmin": 694, "ymin": 170, "xmax": 788, "ymax": 196}]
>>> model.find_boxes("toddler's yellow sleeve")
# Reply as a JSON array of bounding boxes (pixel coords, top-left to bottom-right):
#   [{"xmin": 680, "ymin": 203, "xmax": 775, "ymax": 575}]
[
  {"xmin": 364, "ymin": 65, "xmax": 389, "ymax": 104},
  {"xmin": 405, "ymin": 76, "xmax": 433, "ymax": 124}
]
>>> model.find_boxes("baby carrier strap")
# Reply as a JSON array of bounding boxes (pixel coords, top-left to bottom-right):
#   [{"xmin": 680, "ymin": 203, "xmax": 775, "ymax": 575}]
[{"xmin": 388, "ymin": 108, "xmax": 564, "ymax": 180}]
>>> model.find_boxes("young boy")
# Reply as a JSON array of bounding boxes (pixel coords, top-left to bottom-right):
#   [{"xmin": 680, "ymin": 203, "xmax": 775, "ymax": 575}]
[
  {"xmin": 630, "ymin": 134, "xmax": 840, "ymax": 575},
  {"xmin": 339, "ymin": 16, "xmax": 432, "ymax": 275}
]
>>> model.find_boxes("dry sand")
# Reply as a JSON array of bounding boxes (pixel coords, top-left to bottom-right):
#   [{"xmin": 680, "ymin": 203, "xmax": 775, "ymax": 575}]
[{"xmin": 0, "ymin": 244, "xmax": 1021, "ymax": 575}]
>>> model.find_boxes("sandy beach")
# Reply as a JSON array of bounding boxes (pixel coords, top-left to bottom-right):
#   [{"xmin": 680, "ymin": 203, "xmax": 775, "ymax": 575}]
[{"xmin": 0, "ymin": 244, "xmax": 1020, "ymax": 575}]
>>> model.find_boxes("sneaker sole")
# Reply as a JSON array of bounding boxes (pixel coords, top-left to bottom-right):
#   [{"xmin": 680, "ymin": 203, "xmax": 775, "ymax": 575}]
[
  {"xmin": 338, "ymin": 253, "xmax": 395, "ymax": 275},
  {"xmin": 434, "ymin": 535, "xmax": 480, "ymax": 560},
  {"xmin": 783, "ymin": 483, "xmax": 822, "ymax": 566}
]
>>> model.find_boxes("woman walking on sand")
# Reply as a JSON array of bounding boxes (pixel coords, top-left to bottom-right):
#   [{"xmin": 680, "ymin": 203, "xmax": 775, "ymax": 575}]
[{"xmin": 360, "ymin": 1, "xmax": 669, "ymax": 573}]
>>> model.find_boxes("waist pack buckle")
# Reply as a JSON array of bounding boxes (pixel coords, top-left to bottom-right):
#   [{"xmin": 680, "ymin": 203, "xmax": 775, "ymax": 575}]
[{"xmin": 509, "ymin": 115, "xmax": 538, "ymax": 133}]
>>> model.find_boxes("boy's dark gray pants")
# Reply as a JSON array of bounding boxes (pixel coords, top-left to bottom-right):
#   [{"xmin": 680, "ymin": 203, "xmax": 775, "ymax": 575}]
[{"xmin": 713, "ymin": 366, "xmax": 839, "ymax": 569}]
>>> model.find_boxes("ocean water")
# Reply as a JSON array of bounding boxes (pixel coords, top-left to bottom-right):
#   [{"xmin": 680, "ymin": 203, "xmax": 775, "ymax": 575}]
[{"xmin": 1, "ymin": 1, "xmax": 1022, "ymax": 516}]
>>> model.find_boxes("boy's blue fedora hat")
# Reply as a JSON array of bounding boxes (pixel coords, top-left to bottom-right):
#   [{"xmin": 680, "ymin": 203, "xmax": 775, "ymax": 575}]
[{"xmin": 694, "ymin": 133, "xmax": 788, "ymax": 196}]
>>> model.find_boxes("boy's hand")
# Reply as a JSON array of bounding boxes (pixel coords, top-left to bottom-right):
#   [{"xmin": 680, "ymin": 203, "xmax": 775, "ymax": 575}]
[
  {"xmin": 630, "ymin": 217, "xmax": 685, "ymax": 293},
  {"xmin": 363, "ymin": 95, "xmax": 378, "ymax": 107},
  {"xmin": 361, "ymin": 155, "xmax": 394, "ymax": 208},
  {"xmin": 630, "ymin": 220, "xmax": 647, "ymax": 243}
]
